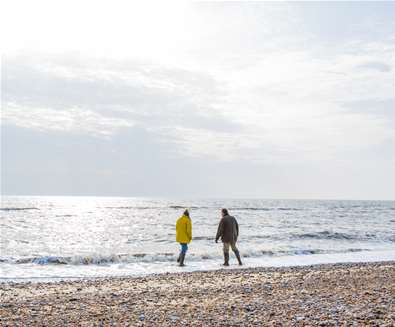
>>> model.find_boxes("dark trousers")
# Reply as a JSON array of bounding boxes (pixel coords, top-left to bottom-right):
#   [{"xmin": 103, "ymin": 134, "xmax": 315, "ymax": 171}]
[{"xmin": 223, "ymin": 242, "xmax": 238, "ymax": 253}]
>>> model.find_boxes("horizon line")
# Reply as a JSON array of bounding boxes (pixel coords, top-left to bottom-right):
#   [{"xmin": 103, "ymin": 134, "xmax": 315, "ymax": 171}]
[{"xmin": 1, "ymin": 194, "xmax": 394, "ymax": 202}]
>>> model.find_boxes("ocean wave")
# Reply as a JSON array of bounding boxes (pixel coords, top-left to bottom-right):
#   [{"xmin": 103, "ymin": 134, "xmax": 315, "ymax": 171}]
[
  {"xmin": 292, "ymin": 231, "xmax": 395, "ymax": 242},
  {"xmin": 244, "ymin": 248, "xmax": 367, "ymax": 257},
  {"xmin": 191, "ymin": 236, "xmax": 213, "ymax": 241},
  {"xmin": 229, "ymin": 207, "xmax": 271, "ymax": 211},
  {"xmin": 97, "ymin": 205, "xmax": 309, "ymax": 212},
  {"xmin": 13, "ymin": 253, "xmax": 177, "ymax": 265},
  {"xmin": 104, "ymin": 206, "xmax": 161, "ymax": 210},
  {"xmin": 225, "ymin": 207, "xmax": 303, "ymax": 211},
  {"xmin": 102, "ymin": 205, "xmax": 305, "ymax": 211},
  {"xmin": 0, "ymin": 207, "xmax": 39, "ymax": 211},
  {"xmin": 242, "ymin": 249, "xmax": 327, "ymax": 257},
  {"xmin": 170, "ymin": 206, "xmax": 296, "ymax": 211},
  {"xmin": 169, "ymin": 205, "xmax": 195, "ymax": 209},
  {"xmin": 5, "ymin": 247, "xmax": 373, "ymax": 266},
  {"xmin": 169, "ymin": 206, "xmax": 209, "ymax": 210},
  {"xmin": 104, "ymin": 205, "xmax": 210, "ymax": 210},
  {"xmin": 242, "ymin": 231, "xmax": 382, "ymax": 242},
  {"xmin": 294, "ymin": 231, "xmax": 358, "ymax": 240}
]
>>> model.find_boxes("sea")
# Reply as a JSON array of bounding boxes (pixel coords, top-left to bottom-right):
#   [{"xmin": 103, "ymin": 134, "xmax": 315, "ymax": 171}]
[{"xmin": 1, "ymin": 196, "xmax": 395, "ymax": 282}]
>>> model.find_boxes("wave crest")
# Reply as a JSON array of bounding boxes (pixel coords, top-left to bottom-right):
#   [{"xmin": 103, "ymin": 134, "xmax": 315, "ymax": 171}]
[
  {"xmin": 0, "ymin": 207, "xmax": 39, "ymax": 211},
  {"xmin": 6, "ymin": 247, "xmax": 372, "ymax": 266},
  {"xmin": 295, "ymin": 231, "xmax": 357, "ymax": 240}
]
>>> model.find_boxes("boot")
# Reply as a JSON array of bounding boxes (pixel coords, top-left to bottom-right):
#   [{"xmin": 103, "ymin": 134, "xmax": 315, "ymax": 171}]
[
  {"xmin": 223, "ymin": 252, "xmax": 229, "ymax": 266},
  {"xmin": 179, "ymin": 253, "xmax": 186, "ymax": 267},
  {"xmin": 234, "ymin": 250, "xmax": 243, "ymax": 266},
  {"xmin": 177, "ymin": 254, "xmax": 181, "ymax": 263}
]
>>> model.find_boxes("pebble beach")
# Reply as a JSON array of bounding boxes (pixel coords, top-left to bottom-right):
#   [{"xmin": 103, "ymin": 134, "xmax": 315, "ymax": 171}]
[{"xmin": 1, "ymin": 261, "xmax": 394, "ymax": 326}]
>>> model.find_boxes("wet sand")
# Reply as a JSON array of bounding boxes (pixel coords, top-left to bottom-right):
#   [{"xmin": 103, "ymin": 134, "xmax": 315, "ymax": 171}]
[{"xmin": 1, "ymin": 261, "xmax": 394, "ymax": 326}]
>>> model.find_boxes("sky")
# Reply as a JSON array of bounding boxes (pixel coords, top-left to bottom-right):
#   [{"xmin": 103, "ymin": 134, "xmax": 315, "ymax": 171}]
[{"xmin": 1, "ymin": 1, "xmax": 395, "ymax": 200}]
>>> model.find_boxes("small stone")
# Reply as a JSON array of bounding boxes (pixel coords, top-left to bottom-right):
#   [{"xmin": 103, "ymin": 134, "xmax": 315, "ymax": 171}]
[{"xmin": 244, "ymin": 306, "xmax": 252, "ymax": 312}]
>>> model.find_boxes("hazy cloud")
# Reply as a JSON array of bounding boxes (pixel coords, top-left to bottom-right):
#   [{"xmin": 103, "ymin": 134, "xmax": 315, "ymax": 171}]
[
  {"xmin": 2, "ymin": 55, "xmax": 241, "ymax": 138},
  {"xmin": 357, "ymin": 61, "xmax": 391, "ymax": 73},
  {"xmin": 2, "ymin": 1, "xmax": 395, "ymax": 199}
]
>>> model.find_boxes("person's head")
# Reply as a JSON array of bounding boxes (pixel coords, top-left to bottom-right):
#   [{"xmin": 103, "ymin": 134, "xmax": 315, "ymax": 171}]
[
  {"xmin": 183, "ymin": 209, "xmax": 189, "ymax": 217},
  {"xmin": 221, "ymin": 208, "xmax": 229, "ymax": 217}
]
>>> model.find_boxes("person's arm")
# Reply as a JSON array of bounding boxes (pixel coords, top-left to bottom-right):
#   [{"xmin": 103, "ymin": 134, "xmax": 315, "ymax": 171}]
[
  {"xmin": 215, "ymin": 219, "xmax": 224, "ymax": 243},
  {"xmin": 235, "ymin": 218, "xmax": 239, "ymax": 237},
  {"xmin": 187, "ymin": 219, "xmax": 192, "ymax": 241}
]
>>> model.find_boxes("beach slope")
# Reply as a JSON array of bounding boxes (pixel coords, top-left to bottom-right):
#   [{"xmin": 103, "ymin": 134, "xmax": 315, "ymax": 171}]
[{"xmin": 1, "ymin": 262, "xmax": 394, "ymax": 326}]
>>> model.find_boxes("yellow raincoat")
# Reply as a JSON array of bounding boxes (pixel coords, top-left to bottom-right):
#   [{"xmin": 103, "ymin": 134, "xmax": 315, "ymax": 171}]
[{"xmin": 176, "ymin": 215, "xmax": 192, "ymax": 243}]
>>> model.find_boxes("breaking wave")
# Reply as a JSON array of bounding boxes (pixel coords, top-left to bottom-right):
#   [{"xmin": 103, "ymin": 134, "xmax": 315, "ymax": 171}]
[
  {"xmin": 240, "ymin": 231, "xmax": 391, "ymax": 242},
  {"xmin": 13, "ymin": 253, "xmax": 175, "ymax": 265},
  {"xmin": 0, "ymin": 207, "xmax": 39, "ymax": 211},
  {"xmin": 294, "ymin": 231, "xmax": 360, "ymax": 240},
  {"xmin": 229, "ymin": 207, "xmax": 272, "ymax": 211},
  {"xmin": 104, "ymin": 206, "xmax": 161, "ymax": 210},
  {"xmin": 5, "ymin": 247, "xmax": 372, "ymax": 266},
  {"xmin": 102, "ymin": 206, "xmax": 304, "ymax": 211}
]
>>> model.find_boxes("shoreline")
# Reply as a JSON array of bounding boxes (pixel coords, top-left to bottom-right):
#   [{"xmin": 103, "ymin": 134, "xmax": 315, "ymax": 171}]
[
  {"xmin": 2, "ymin": 259, "xmax": 395, "ymax": 284},
  {"xmin": 2, "ymin": 249, "xmax": 395, "ymax": 283},
  {"xmin": 1, "ymin": 261, "xmax": 394, "ymax": 325}
]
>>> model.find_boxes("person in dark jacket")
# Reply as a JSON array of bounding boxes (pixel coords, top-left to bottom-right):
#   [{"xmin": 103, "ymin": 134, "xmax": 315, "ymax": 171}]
[{"xmin": 215, "ymin": 208, "xmax": 242, "ymax": 266}]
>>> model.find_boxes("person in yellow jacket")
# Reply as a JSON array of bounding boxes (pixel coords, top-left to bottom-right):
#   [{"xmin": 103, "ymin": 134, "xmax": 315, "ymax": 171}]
[{"xmin": 176, "ymin": 209, "xmax": 192, "ymax": 266}]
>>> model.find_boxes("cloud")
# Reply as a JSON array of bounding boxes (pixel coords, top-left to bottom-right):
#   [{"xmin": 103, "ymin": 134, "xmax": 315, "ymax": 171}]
[
  {"xmin": 2, "ymin": 2, "xmax": 395, "ymax": 198},
  {"xmin": 2, "ymin": 103, "xmax": 134, "ymax": 137},
  {"xmin": 2, "ymin": 55, "xmax": 240, "ymax": 137},
  {"xmin": 207, "ymin": 44, "xmax": 395, "ymax": 162},
  {"xmin": 3, "ymin": 41, "xmax": 395, "ymax": 165},
  {"xmin": 356, "ymin": 61, "xmax": 391, "ymax": 73}
]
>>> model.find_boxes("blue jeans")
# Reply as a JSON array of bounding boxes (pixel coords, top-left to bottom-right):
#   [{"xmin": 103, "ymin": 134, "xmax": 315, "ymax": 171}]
[{"xmin": 179, "ymin": 243, "xmax": 188, "ymax": 255}]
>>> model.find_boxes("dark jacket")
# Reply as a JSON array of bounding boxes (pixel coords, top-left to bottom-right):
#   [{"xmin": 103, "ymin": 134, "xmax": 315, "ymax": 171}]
[{"xmin": 215, "ymin": 215, "xmax": 239, "ymax": 243}]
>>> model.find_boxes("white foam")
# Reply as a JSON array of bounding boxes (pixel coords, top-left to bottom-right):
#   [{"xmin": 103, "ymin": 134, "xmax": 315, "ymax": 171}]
[{"xmin": 1, "ymin": 249, "xmax": 394, "ymax": 283}]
